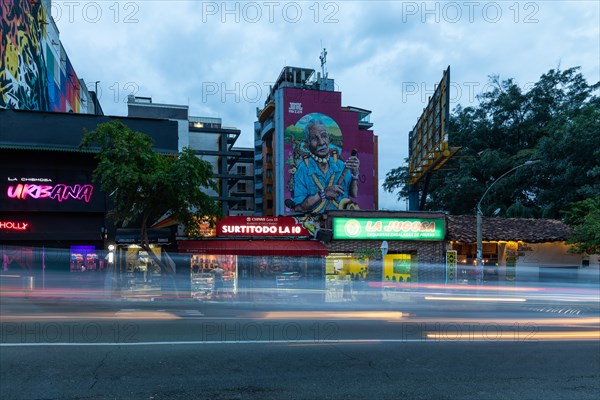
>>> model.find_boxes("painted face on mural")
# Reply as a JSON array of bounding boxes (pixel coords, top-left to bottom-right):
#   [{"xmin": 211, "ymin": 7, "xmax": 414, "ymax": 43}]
[{"xmin": 307, "ymin": 122, "xmax": 330, "ymax": 159}]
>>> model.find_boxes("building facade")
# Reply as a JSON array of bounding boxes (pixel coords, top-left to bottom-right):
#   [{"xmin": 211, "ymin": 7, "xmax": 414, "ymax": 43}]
[
  {"xmin": 227, "ymin": 147, "xmax": 255, "ymax": 216},
  {"xmin": 178, "ymin": 215, "xmax": 328, "ymax": 301},
  {"xmin": 446, "ymin": 215, "xmax": 596, "ymax": 284},
  {"xmin": 254, "ymin": 66, "xmax": 378, "ymax": 216},
  {"xmin": 127, "ymin": 96, "xmax": 253, "ymax": 216},
  {"xmin": 0, "ymin": 108, "xmax": 178, "ymax": 290},
  {"xmin": 1, "ymin": 0, "xmax": 100, "ymax": 114}
]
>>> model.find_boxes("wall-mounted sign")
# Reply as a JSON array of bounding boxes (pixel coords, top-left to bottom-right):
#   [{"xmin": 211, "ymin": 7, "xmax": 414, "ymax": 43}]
[
  {"xmin": 2, "ymin": 172, "xmax": 104, "ymax": 212},
  {"xmin": 446, "ymin": 250, "xmax": 457, "ymax": 284},
  {"xmin": 7, "ymin": 183, "xmax": 94, "ymax": 202},
  {"xmin": 333, "ymin": 218, "xmax": 445, "ymax": 240},
  {"xmin": 217, "ymin": 216, "xmax": 310, "ymax": 237},
  {"xmin": 0, "ymin": 221, "xmax": 29, "ymax": 231}
]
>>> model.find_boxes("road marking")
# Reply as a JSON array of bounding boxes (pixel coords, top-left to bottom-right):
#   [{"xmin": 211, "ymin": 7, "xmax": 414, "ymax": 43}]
[
  {"xmin": 181, "ymin": 310, "xmax": 204, "ymax": 316},
  {"xmin": 2, "ymin": 335, "xmax": 599, "ymax": 347}
]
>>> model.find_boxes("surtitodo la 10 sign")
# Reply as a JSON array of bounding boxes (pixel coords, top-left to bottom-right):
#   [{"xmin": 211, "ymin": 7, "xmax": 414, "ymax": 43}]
[{"xmin": 333, "ymin": 218, "xmax": 445, "ymax": 240}]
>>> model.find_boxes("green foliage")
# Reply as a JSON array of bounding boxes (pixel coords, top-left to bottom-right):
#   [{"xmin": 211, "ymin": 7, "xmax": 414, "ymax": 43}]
[
  {"xmin": 384, "ymin": 66, "xmax": 600, "ymax": 219},
  {"xmin": 382, "ymin": 162, "xmax": 411, "ymax": 202},
  {"xmin": 564, "ymin": 197, "xmax": 600, "ymax": 254},
  {"xmin": 80, "ymin": 120, "xmax": 221, "ymax": 252}
]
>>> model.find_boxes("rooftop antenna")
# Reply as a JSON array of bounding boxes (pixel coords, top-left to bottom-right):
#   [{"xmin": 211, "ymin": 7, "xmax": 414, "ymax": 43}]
[{"xmin": 320, "ymin": 47, "xmax": 328, "ymax": 79}]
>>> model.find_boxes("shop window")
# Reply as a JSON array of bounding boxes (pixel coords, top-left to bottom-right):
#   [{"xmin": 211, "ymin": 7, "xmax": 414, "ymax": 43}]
[
  {"xmin": 452, "ymin": 242, "xmax": 499, "ymax": 283},
  {"xmin": 1, "ymin": 246, "xmax": 35, "ymax": 271},
  {"xmin": 325, "ymin": 254, "xmax": 369, "ymax": 302},
  {"xmin": 383, "ymin": 253, "xmax": 416, "ymax": 283},
  {"xmin": 326, "ymin": 254, "xmax": 369, "ymax": 280},
  {"xmin": 124, "ymin": 246, "xmax": 162, "ymax": 291},
  {"xmin": 70, "ymin": 246, "xmax": 99, "ymax": 272},
  {"xmin": 190, "ymin": 254, "xmax": 237, "ymax": 300}
]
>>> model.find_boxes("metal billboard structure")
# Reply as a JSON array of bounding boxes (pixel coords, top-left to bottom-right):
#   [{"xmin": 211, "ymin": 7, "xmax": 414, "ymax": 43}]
[{"xmin": 407, "ymin": 66, "xmax": 459, "ymax": 210}]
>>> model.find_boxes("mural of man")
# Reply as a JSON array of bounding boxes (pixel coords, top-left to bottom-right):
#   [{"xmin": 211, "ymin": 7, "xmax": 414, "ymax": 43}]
[{"xmin": 292, "ymin": 118, "xmax": 360, "ymax": 213}]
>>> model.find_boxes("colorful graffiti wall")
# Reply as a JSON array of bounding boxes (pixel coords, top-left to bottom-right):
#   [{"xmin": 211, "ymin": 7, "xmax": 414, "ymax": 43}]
[{"xmin": 1, "ymin": 1, "xmax": 81, "ymax": 112}]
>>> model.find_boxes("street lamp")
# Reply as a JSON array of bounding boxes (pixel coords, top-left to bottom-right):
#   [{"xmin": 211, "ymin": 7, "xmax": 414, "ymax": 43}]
[{"xmin": 476, "ymin": 160, "xmax": 540, "ymax": 283}]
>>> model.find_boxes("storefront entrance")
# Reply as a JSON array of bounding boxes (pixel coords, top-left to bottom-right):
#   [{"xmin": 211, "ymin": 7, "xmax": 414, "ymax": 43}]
[
  {"xmin": 178, "ymin": 239, "xmax": 327, "ymax": 302},
  {"xmin": 191, "ymin": 254, "xmax": 236, "ymax": 300}
]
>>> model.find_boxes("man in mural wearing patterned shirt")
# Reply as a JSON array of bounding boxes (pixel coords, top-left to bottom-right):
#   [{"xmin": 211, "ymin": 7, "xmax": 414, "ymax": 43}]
[{"xmin": 293, "ymin": 118, "xmax": 360, "ymax": 213}]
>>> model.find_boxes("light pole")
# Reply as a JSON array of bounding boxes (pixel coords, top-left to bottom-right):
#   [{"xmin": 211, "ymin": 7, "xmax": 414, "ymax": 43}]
[
  {"xmin": 380, "ymin": 241, "xmax": 388, "ymax": 301},
  {"xmin": 476, "ymin": 160, "xmax": 540, "ymax": 284}
]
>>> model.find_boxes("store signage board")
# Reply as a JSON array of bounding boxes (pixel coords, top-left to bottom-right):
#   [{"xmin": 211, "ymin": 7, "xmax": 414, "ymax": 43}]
[
  {"xmin": 333, "ymin": 218, "xmax": 445, "ymax": 240},
  {"xmin": 446, "ymin": 250, "xmax": 457, "ymax": 283},
  {"xmin": 217, "ymin": 216, "xmax": 310, "ymax": 237}
]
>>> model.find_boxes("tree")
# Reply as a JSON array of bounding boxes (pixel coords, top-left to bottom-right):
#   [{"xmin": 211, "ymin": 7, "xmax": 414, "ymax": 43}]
[
  {"xmin": 384, "ymin": 66, "xmax": 599, "ymax": 219},
  {"xmin": 80, "ymin": 120, "xmax": 220, "ymax": 275},
  {"xmin": 564, "ymin": 197, "xmax": 600, "ymax": 255}
]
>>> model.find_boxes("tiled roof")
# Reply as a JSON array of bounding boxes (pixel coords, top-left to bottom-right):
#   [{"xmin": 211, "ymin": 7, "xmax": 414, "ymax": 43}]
[{"xmin": 447, "ymin": 215, "xmax": 571, "ymax": 243}]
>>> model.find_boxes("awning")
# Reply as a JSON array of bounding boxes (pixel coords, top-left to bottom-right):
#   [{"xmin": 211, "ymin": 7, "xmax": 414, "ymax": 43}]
[{"xmin": 177, "ymin": 240, "xmax": 328, "ymax": 256}]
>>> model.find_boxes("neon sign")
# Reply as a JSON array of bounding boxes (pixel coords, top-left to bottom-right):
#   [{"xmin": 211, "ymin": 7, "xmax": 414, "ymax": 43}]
[
  {"xmin": 216, "ymin": 216, "xmax": 310, "ymax": 237},
  {"xmin": 333, "ymin": 218, "xmax": 446, "ymax": 240},
  {"xmin": 7, "ymin": 184, "xmax": 94, "ymax": 203},
  {"xmin": 0, "ymin": 221, "xmax": 29, "ymax": 231}
]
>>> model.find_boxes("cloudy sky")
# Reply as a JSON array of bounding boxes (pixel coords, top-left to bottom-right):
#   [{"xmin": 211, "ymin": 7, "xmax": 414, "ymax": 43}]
[{"xmin": 52, "ymin": 0, "xmax": 600, "ymax": 209}]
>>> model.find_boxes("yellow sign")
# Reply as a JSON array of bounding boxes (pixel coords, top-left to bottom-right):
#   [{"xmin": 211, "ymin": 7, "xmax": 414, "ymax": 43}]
[
  {"xmin": 384, "ymin": 254, "xmax": 414, "ymax": 283},
  {"xmin": 446, "ymin": 250, "xmax": 457, "ymax": 283}
]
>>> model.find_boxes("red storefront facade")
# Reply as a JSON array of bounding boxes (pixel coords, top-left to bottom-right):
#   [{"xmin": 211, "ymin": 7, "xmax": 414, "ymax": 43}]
[{"xmin": 177, "ymin": 216, "xmax": 328, "ymax": 300}]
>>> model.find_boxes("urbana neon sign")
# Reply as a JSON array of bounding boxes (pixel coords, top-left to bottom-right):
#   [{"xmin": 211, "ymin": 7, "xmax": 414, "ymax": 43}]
[{"xmin": 7, "ymin": 183, "xmax": 94, "ymax": 203}]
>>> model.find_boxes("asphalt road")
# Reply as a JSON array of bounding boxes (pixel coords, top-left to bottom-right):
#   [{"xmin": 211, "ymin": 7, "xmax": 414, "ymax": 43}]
[
  {"xmin": 1, "ymin": 295, "xmax": 599, "ymax": 400},
  {"xmin": 2, "ymin": 340, "xmax": 599, "ymax": 400}
]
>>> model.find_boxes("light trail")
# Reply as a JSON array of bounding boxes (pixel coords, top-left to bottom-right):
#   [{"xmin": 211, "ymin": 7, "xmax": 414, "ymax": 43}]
[
  {"xmin": 426, "ymin": 330, "xmax": 600, "ymax": 341},
  {"xmin": 251, "ymin": 311, "xmax": 406, "ymax": 320},
  {"xmin": 0, "ymin": 311, "xmax": 181, "ymax": 321},
  {"xmin": 424, "ymin": 296, "xmax": 527, "ymax": 302}
]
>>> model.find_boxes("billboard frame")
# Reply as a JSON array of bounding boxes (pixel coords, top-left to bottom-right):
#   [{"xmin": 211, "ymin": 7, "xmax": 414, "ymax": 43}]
[{"xmin": 408, "ymin": 66, "xmax": 458, "ymax": 186}]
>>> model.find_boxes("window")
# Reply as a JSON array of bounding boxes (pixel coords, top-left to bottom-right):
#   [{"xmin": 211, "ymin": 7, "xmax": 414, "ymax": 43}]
[
  {"xmin": 238, "ymin": 182, "xmax": 247, "ymax": 192},
  {"xmin": 266, "ymin": 185, "xmax": 272, "ymax": 194},
  {"xmin": 237, "ymin": 165, "xmax": 247, "ymax": 174}
]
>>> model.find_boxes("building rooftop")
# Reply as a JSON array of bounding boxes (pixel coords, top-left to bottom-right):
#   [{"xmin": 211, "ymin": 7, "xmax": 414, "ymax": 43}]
[{"xmin": 447, "ymin": 215, "xmax": 572, "ymax": 243}]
